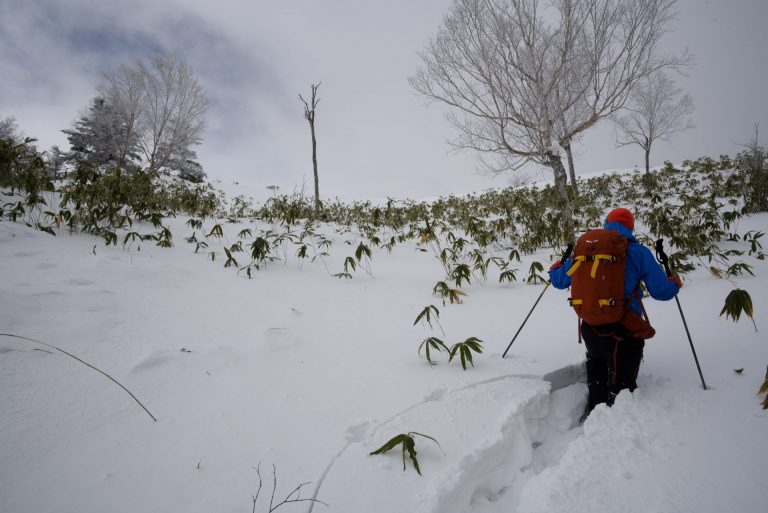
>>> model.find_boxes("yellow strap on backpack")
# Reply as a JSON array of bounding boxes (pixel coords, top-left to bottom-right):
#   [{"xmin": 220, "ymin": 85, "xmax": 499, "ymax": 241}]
[
  {"xmin": 570, "ymin": 298, "xmax": 614, "ymax": 307},
  {"xmin": 590, "ymin": 254, "xmax": 616, "ymax": 278},
  {"xmin": 566, "ymin": 256, "xmax": 585, "ymax": 276},
  {"xmin": 567, "ymin": 254, "xmax": 616, "ymax": 278}
]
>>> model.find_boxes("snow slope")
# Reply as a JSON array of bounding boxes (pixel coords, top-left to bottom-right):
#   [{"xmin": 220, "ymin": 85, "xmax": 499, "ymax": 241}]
[{"xmin": 1, "ymin": 201, "xmax": 766, "ymax": 513}]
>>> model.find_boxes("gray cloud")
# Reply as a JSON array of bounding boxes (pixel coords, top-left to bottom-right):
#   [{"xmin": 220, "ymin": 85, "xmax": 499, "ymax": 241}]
[{"xmin": 2, "ymin": 0, "xmax": 766, "ymax": 199}]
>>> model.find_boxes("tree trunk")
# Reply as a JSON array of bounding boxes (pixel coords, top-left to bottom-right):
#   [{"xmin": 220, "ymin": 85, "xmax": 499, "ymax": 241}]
[
  {"xmin": 300, "ymin": 83, "xmax": 321, "ymax": 212},
  {"xmin": 548, "ymin": 152, "xmax": 576, "ymax": 244},
  {"xmin": 310, "ymin": 119, "xmax": 319, "ymax": 210},
  {"xmin": 563, "ymin": 139, "xmax": 579, "ymax": 198},
  {"xmin": 645, "ymin": 145, "xmax": 651, "ymax": 175}
]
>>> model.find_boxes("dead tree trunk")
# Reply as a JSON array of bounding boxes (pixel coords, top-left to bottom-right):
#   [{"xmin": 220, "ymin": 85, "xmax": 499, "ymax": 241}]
[{"xmin": 299, "ymin": 83, "xmax": 321, "ymax": 211}]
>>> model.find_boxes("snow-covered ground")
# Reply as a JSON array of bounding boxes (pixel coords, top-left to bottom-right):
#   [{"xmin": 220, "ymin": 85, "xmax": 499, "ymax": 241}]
[{"xmin": 1, "ymin": 190, "xmax": 767, "ymax": 513}]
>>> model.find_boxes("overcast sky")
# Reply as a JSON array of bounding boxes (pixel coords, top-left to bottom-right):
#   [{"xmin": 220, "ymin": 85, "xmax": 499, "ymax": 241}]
[{"xmin": 2, "ymin": 0, "xmax": 767, "ymax": 200}]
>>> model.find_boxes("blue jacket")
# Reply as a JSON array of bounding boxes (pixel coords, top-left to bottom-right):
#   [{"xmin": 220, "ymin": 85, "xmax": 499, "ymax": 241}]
[{"xmin": 549, "ymin": 221, "xmax": 680, "ymax": 316}]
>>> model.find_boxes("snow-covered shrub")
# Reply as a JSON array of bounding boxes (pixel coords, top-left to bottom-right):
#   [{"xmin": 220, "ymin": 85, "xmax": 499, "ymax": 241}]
[
  {"xmin": 734, "ymin": 131, "xmax": 768, "ymax": 213},
  {"xmin": 0, "ymin": 134, "xmax": 56, "ymax": 231},
  {"xmin": 759, "ymin": 370, "xmax": 768, "ymax": 410}
]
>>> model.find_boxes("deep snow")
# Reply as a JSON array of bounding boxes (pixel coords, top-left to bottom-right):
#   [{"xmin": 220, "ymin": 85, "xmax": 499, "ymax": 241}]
[{"xmin": 1, "ymin": 187, "xmax": 767, "ymax": 513}]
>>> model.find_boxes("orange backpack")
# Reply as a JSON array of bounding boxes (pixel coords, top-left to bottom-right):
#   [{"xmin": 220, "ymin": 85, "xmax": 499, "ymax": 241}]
[{"xmin": 567, "ymin": 229, "xmax": 628, "ymax": 326}]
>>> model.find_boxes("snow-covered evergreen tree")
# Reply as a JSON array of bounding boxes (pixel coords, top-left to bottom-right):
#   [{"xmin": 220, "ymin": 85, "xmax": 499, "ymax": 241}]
[
  {"xmin": 45, "ymin": 145, "xmax": 68, "ymax": 179},
  {"xmin": 62, "ymin": 97, "xmax": 131, "ymax": 168},
  {"xmin": 166, "ymin": 147, "xmax": 206, "ymax": 183}
]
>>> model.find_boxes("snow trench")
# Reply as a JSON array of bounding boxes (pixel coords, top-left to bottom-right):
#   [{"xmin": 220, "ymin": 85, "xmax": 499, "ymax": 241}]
[{"xmin": 309, "ymin": 363, "xmax": 587, "ymax": 513}]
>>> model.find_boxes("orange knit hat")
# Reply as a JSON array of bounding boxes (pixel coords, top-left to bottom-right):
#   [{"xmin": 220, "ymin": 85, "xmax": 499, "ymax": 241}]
[{"xmin": 606, "ymin": 208, "xmax": 634, "ymax": 231}]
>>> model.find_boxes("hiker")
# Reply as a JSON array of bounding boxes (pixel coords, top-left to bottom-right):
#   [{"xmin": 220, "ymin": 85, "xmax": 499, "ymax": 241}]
[{"xmin": 548, "ymin": 207, "xmax": 682, "ymax": 413}]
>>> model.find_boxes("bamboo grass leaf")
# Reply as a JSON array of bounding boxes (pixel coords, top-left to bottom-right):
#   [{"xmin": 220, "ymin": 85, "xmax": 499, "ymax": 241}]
[
  {"xmin": 760, "ymin": 366, "xmax": 768, "ymax": 410},
  {"xmin": 355, "ymin": 242, "xmax": 372, "ymax": 261},
  {"xmin": 369, "ymin": 434, "xmax": 410, "ymax": 455},
  {"xmin": 403, "ymin": 437, "xmax": 420, "ymax": 475},
  {"xmin": 418, "ymin": 336, "xmax": 448, "ymax": 365},
  {"xmin": 448, "ymin": 338, "xmax": 483, "ymax": 370},
  {"xmin": 369, "ymin": 432, "xmax": 440, "ymax": 475},
  {"xmin": 413, "ymin": 305, "xmax": 440, "ymax": 328},
  {"xmin": 720, "ymin": 289, "xmax": 756, "ymax": 330},
  {"xmin": 343, "ymin": 256, "xmax": 357, "ymax": 273},
  {"xmin": 206, "ymin": 224, "xmax": 224, "ymax": 239}
]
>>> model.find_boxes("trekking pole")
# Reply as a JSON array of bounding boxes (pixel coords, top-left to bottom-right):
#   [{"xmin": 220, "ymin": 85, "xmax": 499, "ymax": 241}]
[
  {"xmin": 502, "ymin": 243, "xmax": 573, "ymax": 358},
  {"xmin": 655, "ymin": 239, "xmax": 708, "ymax": 390}
]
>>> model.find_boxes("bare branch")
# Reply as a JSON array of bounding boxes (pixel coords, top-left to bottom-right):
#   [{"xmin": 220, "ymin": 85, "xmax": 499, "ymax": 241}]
[
  {"xmin": 252, "ymin": 463, "xmax": 263, "ymax": 513},
  {"xmin": 251, "ymin": 463, "xmax": 328, "ymax": 512}
]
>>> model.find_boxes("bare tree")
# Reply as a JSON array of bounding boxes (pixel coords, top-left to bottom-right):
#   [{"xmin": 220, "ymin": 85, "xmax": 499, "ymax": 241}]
[
  {"xmin": 615, "ymin": 71, "xmax": 694, "ymax": 174},
  {"xmin": 97, "ymin": 63, "xmax": 145, "ymax": 172},
  {"xmin": 135, "ymin": 54, "xmax": 207, "ymax": 175},
  {"xmin": 0, "ymin": 116, "xmax": 19, "ymax": 142},
  {"xmin": 299, "ymin": 83, "xmax": 321, "ymax": 210},
  {"xmin": 411, "ymin": 0, "xmax": 690, "ymax": 242}
]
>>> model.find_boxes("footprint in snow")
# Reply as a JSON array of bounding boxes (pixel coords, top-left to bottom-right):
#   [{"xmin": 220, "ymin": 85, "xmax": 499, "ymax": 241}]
[
  {"xmin": 31, "ymin": 290, "xmax": 65, "ymax": 297},
  {"xmin": 344, "ymin": 421, "xmax": 371, "ymax": 443},
  {"xmin": 264, "ymin": 328, "xmax": 301, "ymax": 352},
  {"xmin": 424, "ymin": 388, "xmax": 448, "ymax": 402},
  {"xmin": 68, "ymin": 278, "xmax": 96, "ymax": 286},
  {"xmin": 0, "ymin": 346, "xmax": 52, "ymax": 356},
  {"xmin": 130, "ymin": 351, "xmax": 174, "ymax": 373}
]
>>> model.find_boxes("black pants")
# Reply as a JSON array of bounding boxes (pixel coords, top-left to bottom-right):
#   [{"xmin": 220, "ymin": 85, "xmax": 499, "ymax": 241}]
[{"xmin": 581, "ymin": 321, "xmax": 645, "ymax": 411}]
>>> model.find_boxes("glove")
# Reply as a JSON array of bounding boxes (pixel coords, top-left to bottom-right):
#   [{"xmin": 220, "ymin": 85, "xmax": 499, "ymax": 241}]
[
  {"xmin": 668, "ymin": 275, "xmax": 682, "ymax": 288},
  {"xmin": 549, "ymin": 261, "xmax": 563, "ymax": 271}
]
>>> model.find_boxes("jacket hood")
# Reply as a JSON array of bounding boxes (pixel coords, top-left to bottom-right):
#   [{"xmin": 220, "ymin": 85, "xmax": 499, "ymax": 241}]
[{"xmin": 603, "ymin": 221, "xmax": 637, "ymax": 242}]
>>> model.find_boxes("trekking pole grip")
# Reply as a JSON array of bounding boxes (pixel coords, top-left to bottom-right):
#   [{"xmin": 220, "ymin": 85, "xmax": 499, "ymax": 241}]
[
  {"xmin": 562, "ymin": 243, "xmax": 574, "ymax": 264},
  {"xmin": 655, "ymin": 238, "xmax": 672, "ymax": 276}
]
